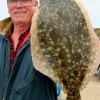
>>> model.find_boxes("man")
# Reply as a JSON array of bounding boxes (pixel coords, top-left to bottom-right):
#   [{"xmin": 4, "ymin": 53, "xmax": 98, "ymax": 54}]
[{"xmin": 0, "ymin": 0, "xmax": 57, "ymax": 100}]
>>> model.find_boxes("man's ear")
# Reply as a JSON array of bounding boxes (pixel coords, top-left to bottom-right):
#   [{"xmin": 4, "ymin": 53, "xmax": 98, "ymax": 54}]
[
  {"xmin": 33, "ymin": 0, "xmax": 39, "ymax": 7},
  {"xmin": 32, "ymin": 0, "xmax": 39, "ymax": 14}
]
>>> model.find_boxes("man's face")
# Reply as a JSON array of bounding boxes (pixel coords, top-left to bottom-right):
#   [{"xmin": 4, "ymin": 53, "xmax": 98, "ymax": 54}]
[{"xmin": 7, "ymin": 0, "xmax": 38, "ymax": 24}]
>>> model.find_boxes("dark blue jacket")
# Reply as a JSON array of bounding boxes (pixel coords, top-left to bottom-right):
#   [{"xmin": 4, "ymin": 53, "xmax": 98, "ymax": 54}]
[{"xmin": 0, "ymin": 34, "xmax": 57, "ymax": 100}]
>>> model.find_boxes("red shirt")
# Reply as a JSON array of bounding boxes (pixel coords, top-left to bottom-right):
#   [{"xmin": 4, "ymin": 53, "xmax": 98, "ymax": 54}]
[{"xmin": 6, "ymin": 30, "xmax": 30, "ymax": 69}]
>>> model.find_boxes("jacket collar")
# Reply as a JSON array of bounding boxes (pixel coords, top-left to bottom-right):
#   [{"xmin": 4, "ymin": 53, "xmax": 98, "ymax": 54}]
[{"xmin": 0, "ymin": 17, "xmax": 13, "ymax": 35}]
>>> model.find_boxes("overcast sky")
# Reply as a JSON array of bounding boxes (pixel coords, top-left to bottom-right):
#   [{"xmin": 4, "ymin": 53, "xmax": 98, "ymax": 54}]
[{"xmin": 0, "ymin": 0, "xmax": 100, "ymax": 28}]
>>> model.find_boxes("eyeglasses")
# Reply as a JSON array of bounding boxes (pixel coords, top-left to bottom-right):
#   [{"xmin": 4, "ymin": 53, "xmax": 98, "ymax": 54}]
[
  {"xmin": 7, "ymin": 0, "xmax": 33, "ymax": 3},
  {"xmin": 7, "ymin": 0, "xmax": 34, "ymax": 7}
]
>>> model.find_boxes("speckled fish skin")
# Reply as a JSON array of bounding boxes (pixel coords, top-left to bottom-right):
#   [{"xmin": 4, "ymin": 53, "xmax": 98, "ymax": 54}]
[{"xmin": 31, "ymin": 0, "xmax": 93, "ymax": 100}]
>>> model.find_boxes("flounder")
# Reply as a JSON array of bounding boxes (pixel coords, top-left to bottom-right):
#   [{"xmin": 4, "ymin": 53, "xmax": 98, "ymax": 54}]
[{"xmin": 30, "ymin": 0, "xmax": 99, "ymax": 99}]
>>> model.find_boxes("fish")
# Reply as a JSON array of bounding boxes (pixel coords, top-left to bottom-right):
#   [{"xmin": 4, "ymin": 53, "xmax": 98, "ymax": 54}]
[{"xmin": 30, "ymin": 0, "xmax": 99, "ymax": 100}]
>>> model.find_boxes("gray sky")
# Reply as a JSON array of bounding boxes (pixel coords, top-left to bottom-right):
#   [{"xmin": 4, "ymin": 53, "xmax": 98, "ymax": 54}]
[
  {"xmin": 81, "ymin": 0, "xmax": 100, "ymax": 28},
  {"xmin": 0, "ymin": 0, "xmax": 100, "ymax": 28}
]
